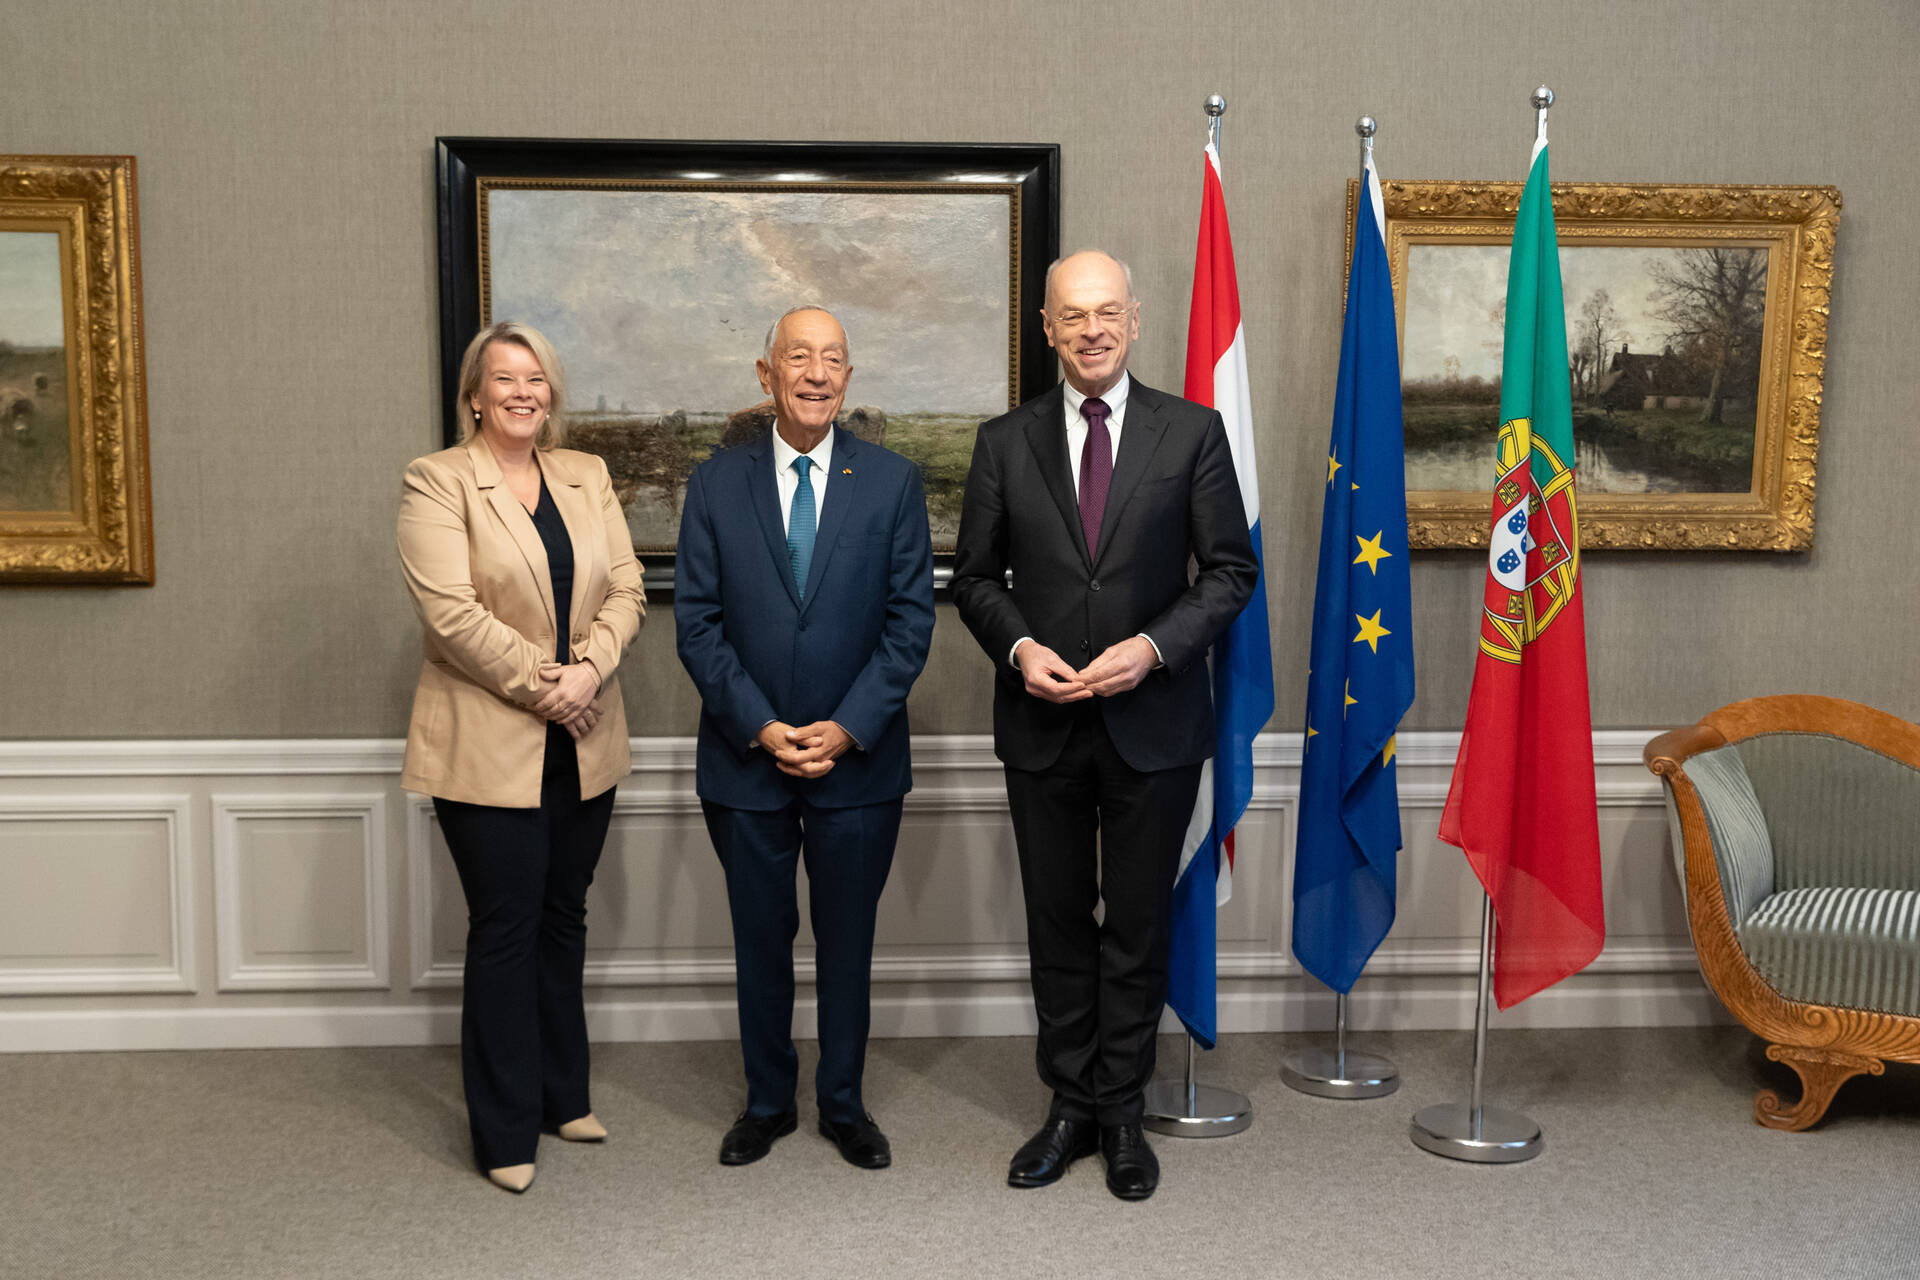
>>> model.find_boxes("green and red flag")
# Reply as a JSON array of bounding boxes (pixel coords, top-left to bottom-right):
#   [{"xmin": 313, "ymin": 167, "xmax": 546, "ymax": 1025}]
[{"xmin": 1438, "ymin": 130, "xmax": 1605, "ymax": 1008}]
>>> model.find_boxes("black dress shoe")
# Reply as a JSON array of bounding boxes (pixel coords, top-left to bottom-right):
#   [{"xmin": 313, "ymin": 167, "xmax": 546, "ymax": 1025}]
[
  {"xmin": 719, "ymin": 1108, "xmax": 797, "ymax": 1165},
  {"xmin": 1007, "ymin": 1116, "xmax": 1099, "ymax": 1188},
  {"xmin": 817, "ymin": 1112, "xmax": 892, "ymax": 1169},
  {"xmin": 1101, "ymin": 1123, "xmax": 1159, "ymax": 1200}
]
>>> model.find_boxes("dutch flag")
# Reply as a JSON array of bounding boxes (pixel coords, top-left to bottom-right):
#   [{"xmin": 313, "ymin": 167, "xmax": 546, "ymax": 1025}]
[{"xmin": 1165, "ymin": 142, "xmax": 1275, "ymax": 1049}]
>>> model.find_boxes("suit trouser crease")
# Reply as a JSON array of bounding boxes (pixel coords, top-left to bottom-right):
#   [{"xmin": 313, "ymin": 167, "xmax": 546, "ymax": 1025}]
[
  {"xmin": 1005, "ymin": 707, "xmax": 1202, "ymax": 1127},
  {"xmin": 703, "ymin": 795, "xmax": 901, "ymax": 1126},
  {"xmin": 434, "ymin": 724, "xmax": 615, "ymax": 1169}
]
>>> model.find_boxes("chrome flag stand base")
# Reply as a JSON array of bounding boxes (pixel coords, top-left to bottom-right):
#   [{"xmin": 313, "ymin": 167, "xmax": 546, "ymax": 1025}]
[
  {"xmin": 1410, "ymin": 1102, "xmax": 1542, "ymax": 1163},
  {"xmin": 1281, "ymin": 992, "xmax": 1399, "ymax": 1099},
  {"xmin": 1409, "ymin": 893, "xmax": 1543, "ymax": 1164},
  {"xmin": 1144, "ymin": 1036, "xmax": 1253, "ymax": 1138}
]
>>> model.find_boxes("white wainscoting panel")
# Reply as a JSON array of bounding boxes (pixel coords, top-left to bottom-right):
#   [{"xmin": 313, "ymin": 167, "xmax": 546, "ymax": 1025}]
[
  {"xmin": 212, "ymin": 793, "xmax": 389, "ymax": 991},
  {"xmin": 0, "ymin": 730, "xmax": 1721, "ymax": 1052},
  {"xmin": 0, "ymin": 795, "xmax": 196, "ymax": 995}
]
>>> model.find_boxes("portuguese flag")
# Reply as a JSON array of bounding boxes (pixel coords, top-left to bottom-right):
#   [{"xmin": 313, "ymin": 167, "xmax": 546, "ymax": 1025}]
[{"xmin": 1438, "ymin": 132, "xmax": 1605, "ymax": 1008}]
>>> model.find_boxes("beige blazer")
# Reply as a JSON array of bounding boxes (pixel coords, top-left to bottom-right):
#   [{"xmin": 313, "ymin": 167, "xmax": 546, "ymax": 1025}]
[{"xmin": 398, "ymin": 434, "xmax": 646, "ymax": 807}]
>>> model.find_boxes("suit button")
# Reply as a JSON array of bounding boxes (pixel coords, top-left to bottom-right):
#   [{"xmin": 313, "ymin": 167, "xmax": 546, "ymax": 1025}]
[
  {"xmin": 572, "ymin": 632, "xmax": 584, "ymax": 643},
  {"xmin": 1079, "ymin": 640, "xmax": 1089, "ymax": 652},
  {"xmin": 1089, "ymin": 579, "xmax": 1102, "ymax": 592},
  {"xmin": 799, "ymin": 620, "xmax": 808, "ymax": 631}
]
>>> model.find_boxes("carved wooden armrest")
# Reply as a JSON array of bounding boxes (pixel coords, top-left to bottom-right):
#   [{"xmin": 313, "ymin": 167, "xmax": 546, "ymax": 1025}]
[{"xmin": 1644, "ymin": 722, "xmax": 1728, "ymax": 776}]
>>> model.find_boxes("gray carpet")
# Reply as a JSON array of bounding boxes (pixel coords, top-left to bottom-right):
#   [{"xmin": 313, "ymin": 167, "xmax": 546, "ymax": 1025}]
[{"xmin": 2, "ymin": 1028, "xmax": 1915, "ymax": 1279}]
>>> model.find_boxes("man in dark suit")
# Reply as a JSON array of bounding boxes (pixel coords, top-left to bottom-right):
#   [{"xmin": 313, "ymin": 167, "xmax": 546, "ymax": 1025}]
[
  {"xmin": 676, "ymin": 305, "xmax": 935, "ymax": 1170},
  {"xmin": 951, "ymin": 251, "xmax": 1259, "ymax": 1200}
]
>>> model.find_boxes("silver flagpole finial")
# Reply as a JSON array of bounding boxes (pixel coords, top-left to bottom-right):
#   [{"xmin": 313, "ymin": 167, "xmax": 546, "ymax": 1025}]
[
  {"xmin": 1530, "ymin": 85, "xmax": 1554, "ymax": 111},
  {"xmin": 1356, "ymin": 115, "xmax": 1377, "ymax": 174},
  {"xmin": 1205, "ymin": 94, "xmax": 1226, "ymax": 154}
]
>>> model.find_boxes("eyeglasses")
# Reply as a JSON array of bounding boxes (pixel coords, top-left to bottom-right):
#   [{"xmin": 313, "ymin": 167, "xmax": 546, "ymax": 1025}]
[{"xmin": 1046, "ymin": 304, "xmax": 1133, "ymax": 332}]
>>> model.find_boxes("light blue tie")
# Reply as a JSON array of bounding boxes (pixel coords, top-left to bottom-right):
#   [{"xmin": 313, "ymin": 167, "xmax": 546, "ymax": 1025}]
[{"xmin": 787, "ymin": 455, "xmax": 816, "ymax": 599}]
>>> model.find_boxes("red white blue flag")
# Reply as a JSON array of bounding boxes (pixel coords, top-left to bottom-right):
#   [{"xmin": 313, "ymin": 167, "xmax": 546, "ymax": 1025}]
[{"xmin": 1167, "ymin": 141, "xmax": 1275, "ymax": 1049}]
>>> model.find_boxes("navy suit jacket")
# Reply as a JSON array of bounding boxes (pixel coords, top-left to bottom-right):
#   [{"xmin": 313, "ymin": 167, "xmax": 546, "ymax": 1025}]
[{"xmin": 675, "ymin": 427, "xmax": 935, "ymax": 811}]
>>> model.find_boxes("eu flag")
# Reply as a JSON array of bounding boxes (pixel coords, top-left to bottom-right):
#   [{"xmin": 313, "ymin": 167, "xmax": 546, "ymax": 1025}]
[{"xmin": 1291, "ymin": 159, "xmax": 1415, "ymax": 993}]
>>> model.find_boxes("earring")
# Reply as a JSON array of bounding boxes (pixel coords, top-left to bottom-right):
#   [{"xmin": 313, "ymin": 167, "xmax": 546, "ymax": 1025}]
[{"xmin": 473, "ymin": 409, "xmax": 481, "ymax": 421}]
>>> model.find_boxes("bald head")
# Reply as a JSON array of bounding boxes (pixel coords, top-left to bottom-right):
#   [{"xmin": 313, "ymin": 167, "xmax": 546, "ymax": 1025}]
[
  {"xmin": 1043, "ymin": 251, "xmax": 1134, "ymax": 310},
  {"xmin": 1041, "ymin": 250, "xmax": 1140, "ymax": 398}
]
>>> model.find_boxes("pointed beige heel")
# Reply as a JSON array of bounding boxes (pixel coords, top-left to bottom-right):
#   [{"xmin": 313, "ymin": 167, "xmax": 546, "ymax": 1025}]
[
  {"xmin": 487, "ymin": 1163, "xmax": 536, "ymax": 1193},
  {"xmin": 558, "ymin": 1113, "xmax": 608, "ymax": 1142}
]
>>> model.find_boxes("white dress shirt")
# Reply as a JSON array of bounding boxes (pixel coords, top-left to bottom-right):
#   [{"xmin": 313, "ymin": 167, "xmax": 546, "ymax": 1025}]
[
  {"xmin": 771, "ymin": 424, "xmax": 834, "ymax": 533},
  {"xmin": 1008, "ymin": 374, "xmax": 1161, "ymax": 672}
]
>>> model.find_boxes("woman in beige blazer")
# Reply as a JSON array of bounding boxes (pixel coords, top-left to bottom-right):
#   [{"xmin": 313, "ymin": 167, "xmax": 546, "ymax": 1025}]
[{"xmin": 398, "ymin": 321, "xmax": 644, "ymax": 1193}]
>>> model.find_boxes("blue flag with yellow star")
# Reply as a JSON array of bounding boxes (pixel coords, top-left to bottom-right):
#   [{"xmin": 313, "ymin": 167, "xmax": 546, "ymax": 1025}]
[{"xmin": 1292, "ymin": 158, "xmax": 1416, "ymax": 993}]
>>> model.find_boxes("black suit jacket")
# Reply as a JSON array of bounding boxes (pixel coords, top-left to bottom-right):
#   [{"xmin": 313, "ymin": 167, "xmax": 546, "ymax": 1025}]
[{"xmin": 950, "ymin": 378, "xmax": 1260, "ymax": 774}]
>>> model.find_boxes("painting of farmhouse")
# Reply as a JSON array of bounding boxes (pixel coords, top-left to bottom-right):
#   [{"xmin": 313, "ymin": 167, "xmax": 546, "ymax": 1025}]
[
  {"xmin": 486, "ymin": 186, "xmax": 1013, "ymax": 553},
  {"xmin": 1399, "ymin": 243, "xmax": 1768, "ymax": 494},
  {"xmin": 0, "ymin": 229, "xmax": 72, "ymax": 513}
]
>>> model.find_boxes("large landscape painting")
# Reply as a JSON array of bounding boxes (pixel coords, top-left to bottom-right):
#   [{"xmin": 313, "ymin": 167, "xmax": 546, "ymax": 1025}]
[
  {"xmin": 1400, "ymin": 242, "xmax": 1768, "ymax": 496},
  {"xmin": 486, "ymin": 187, "xmax": 1013, "ymax": 553},
  {"xmin": 0, "ymin": 228, "xmax": 72, "ymax": 513}
]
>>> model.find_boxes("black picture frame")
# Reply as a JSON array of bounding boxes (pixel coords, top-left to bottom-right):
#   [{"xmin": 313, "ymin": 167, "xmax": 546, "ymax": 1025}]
[{"xmin": 434, "ymin": 137, "xmax": 1061, "ymax": 594}]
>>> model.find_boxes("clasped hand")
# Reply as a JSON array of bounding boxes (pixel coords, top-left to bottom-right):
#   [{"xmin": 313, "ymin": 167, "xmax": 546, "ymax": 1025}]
[
  {"xmin": 1016, "ymin": 635, "xmax": 1156, "ymax": 704},
  {"xmin": 756, "ymin": 720, "xmax": 854, "ymax": 778},
  {"xmin": 533, "ymin": 662, "xmax": 602, "ymax": 740}
]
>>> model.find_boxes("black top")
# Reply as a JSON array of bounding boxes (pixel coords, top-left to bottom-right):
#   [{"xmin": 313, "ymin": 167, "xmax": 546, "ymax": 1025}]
[{"xmin": 528, "ymin": 474, "xmax": 573, "ymax": 666}]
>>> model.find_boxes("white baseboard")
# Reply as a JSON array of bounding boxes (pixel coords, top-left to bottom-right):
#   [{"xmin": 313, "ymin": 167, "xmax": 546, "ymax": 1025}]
[{"xmin": 0, "ymin": 971, "xmax": 1728, "ymax": 1053}]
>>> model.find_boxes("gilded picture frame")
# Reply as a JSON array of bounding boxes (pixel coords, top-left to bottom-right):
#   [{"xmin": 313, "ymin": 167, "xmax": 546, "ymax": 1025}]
[
  {"xmin": 0, "ymin": 155, "xmax": 153, "ymax": 584},
  {"xmin": 1345, "ymin": 179, "xmax": 1840, "ymax": 550}
]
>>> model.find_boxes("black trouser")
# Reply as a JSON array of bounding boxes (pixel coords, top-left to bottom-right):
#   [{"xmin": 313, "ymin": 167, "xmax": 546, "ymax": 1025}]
[
  {"xmin": 701, "ymin": 795, "xmax": 902, "ymax": 1126},
  {"xmin": 1004, "ymin": 707, "xmax": 1203, "ymax": 1128},
  {"xmin": 433, "ymin": 724, "xmax": 616, "ymax": 1170}
]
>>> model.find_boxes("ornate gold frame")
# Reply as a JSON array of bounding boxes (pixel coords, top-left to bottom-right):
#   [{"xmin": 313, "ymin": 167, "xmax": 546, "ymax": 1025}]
[
  {"xmin": 1345, "ymin": 180, "xmax": 1840, "ymax": 551},
  {"xmin": 0, "ymin": 155, "xmax": 153, "ymax": 584}
]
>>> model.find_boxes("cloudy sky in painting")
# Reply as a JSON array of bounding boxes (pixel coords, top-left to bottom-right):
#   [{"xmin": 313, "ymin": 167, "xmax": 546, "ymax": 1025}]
[
  {"xmin": 488, "ymin": 189, "xmax": 1011, "ymax": 415},
  {"xmin": 1401, "ymin": 244, "xmax": 1687, "ymax": 382},
  {"xmin": 0, "ymin": 232, "xmax": 65, "ymax": 347}
]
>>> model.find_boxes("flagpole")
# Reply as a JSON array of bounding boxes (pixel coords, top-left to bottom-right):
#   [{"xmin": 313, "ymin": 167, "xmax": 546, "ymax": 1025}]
[
  {"xmin": 1142, "ymin": 90, "xmax": 1253, "ymax": 1142},
  {"xmin": 1410, "ymin": 895, "xmax": 1541, "ymax": 1161},
  {"xmin": 1407, "ymin": 86, "xmax": 1557, "ymax": 1167},
  {"xmin": 1279, "ymin": 113, "xmax": 1402, "ymax": 1105}
]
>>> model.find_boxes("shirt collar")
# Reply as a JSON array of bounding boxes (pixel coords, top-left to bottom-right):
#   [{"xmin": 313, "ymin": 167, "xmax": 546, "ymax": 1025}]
[
  {"xmin": 1062, "ymin": 372, "xmax": 1130, "ymax": 426},
  {"xmin": 771, "ymin": 423, "xmax": 836, "ymax": 474}
]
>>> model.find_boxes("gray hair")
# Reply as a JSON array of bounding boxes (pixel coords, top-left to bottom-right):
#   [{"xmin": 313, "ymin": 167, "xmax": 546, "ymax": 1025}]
[
  {"xmin": 1043, "ymin": 252, "xmax": 1136, "ymax": 308},
  {"xmin": 762, "ymin": 304, "xmax": 850, "ymax": 361}
]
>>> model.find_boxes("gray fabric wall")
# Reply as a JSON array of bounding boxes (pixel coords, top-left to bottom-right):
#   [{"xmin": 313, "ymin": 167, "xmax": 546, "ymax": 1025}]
[{"xmin": 3, "ymin": 0, "xmax": 1914, "ymax": 738}]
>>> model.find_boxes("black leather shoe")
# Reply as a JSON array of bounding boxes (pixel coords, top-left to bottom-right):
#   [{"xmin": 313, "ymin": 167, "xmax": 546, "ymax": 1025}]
[
  {"xmin": 1007, "ymin": 1116, "xmax": 1099, "ymax": 1188},
  {"xmin": 818, "ymin": 1112, "xmax": 892, "ymax": 1169},
  {"xmin": 1101, "ymin": 1123, "xmax": 1159, "ymax": 1200},
  {"xmin": 719, "ymin": 1108, "xmax": 797, "ymax": 1165}
]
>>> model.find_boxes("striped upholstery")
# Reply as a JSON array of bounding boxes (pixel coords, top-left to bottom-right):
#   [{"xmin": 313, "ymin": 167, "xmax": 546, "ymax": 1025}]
[
  {"xmin": 1737, "ymin": 732, "xmax": 1920, "ymax": 892},
  {"xmin": 1678, "ymin": 745, "xmax": 1775, "ymax": 927},
  {"xmin": 1737, "ymin": 886, "xmax": 1920, "ymax": 1018}
]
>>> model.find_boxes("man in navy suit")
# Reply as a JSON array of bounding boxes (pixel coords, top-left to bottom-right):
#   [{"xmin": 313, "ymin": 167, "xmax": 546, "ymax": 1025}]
[
  {"xmin": 951, "ymin": 251, "xmax": 1258, "ymax": 1200},
  {"xmin": 676, "ymin": 305, "xmax": 935, "ymax": 1170}
]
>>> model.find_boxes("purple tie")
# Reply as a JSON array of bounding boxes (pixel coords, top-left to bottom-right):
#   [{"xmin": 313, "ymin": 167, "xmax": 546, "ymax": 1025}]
[{"xmin": 1078, "ymin": 396, "xmax": 1112, "ymax": 557}]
